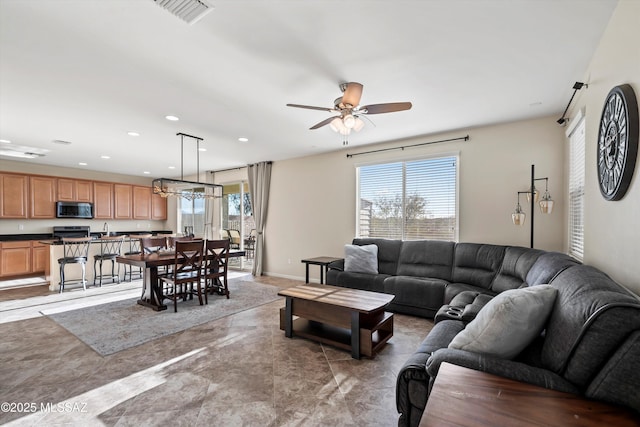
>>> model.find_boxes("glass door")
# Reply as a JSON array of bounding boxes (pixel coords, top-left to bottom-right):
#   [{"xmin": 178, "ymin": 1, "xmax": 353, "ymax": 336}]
[{"xmin": 221, "ymin": 182, "xmax": 254, "ymax": 270}]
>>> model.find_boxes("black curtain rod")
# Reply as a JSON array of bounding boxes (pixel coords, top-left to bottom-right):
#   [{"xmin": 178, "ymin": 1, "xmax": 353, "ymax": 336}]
[
  {"xmin": 346, "ymin": 135, "xmax": 469, "ymax": 158},
  {"xmin": 209, "ymin": 166, "xmax": 247, "ymax": 174},
  {"xmin": 557, "ymin": 82, "xmax": 587, "ymax": 125}
]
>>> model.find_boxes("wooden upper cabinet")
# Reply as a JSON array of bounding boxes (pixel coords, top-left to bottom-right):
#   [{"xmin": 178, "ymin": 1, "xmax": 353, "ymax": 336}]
[
  {"xmin": 76, "ymin": 180, "xmax": 93, "ymax": 202},
  {"xmin": 29, "ymin": 176, "xmax": 56, "ymax": 218},
  {"xmin": 93, "ymin": 182, "xmax": 113, "ymax": 219},
  {"xmin": 0, "ymin": 173, "xmax": 28, "ymax": 218},
  {"xmin": 114, "ymin": 184, "xmax": 133, "ymax": 219},
  {"xmin": 152, "ymin": 191, "xmax": 167, "ymax": 220},
  {"xmin": 58, "ymin": 178, "xmax": 93, "ymax": 202},
  {"xmin": 133, "ymin": 186, "xmax": 152, "ymax": 219}
]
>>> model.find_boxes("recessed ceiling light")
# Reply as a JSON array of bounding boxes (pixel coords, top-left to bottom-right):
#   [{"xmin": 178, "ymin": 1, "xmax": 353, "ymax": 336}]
[
  {"xmin": 143, "ymin": 171, "xmax": 150, "ymax": 174},
  {"xmin": 0, "ymin": 139, "xmax": 11, "ymax": 143},
  {"xmin": 165, "ymin": 115, "xmax": 179, "ymax": 121},
  {"xmin": 168, "ymin": 166, "xmax": 176, "ymax": 169},
  {"xmin": 101, "ymin": 155, "xmax": 111, "ymax": 159},
  {"xmin": 198, "ymin": 147, "xmax": 207, "ymax": 152},
  {"xmin": 127, "ymin": 131, "xmax": 140, "ymax": 137},
  {"xmin": 79, "ymin": 162, "xmax": 88, "ymax": 166},
  {"xmin": 238, "ymin": 137, "xmax": 249, "ymax": 142}
]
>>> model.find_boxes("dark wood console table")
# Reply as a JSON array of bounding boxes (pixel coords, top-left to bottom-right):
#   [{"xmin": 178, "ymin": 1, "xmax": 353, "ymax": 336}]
[
  {"xmin": 420, "ymin": 362, "xmax": 640, "ymax": 427},
  {"xmin": 300, "ymin": 256, "xmax": 342, "ymax": 284}
]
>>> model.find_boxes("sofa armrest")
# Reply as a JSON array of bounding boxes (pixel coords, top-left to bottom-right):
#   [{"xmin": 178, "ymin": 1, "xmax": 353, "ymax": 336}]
[
  {"xmin": 327, "ymin": 259, "xmax": 344, "ymax": 271},
  {"xmin": 396, "ymin": 352, "xmax": 432, "ymax": 427},
  {"xmin": 426, "ymin": 348, "xmax": 580, "ymax": 394}
]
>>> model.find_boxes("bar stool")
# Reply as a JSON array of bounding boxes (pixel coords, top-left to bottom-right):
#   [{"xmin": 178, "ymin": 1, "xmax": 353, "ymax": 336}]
[
  {"xmin": 93, "ymin": 235, "xmax": 125, "ymax": 286},
  {"xmin": 58, "ymin": 237, "xmax": 92, "ymax": 293},
  {"xmin": 123, "ymin": 233, "xmax": 152, "ymax": 281}
]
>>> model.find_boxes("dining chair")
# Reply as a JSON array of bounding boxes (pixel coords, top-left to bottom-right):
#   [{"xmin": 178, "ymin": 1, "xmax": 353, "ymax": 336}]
[
  {"xmin": 58, "ymin": 237, "xmax": 92, "ymax": 293},
  {"xmin": 140, "ymin": 236, "xmax": 169, "ymax": 254},
  {"xmin": 93, "ymin": 235, "xmax": 125, "ymax": 286},
  {"xmin": 160, "ymin": 240, "xmax": 205, "ymax": 312},
  {"xmin": 203, "ymin": 239, "xmax": 230, "ymax": 301},
  {"xmin": 227, "ymin": 229, "xmax": 241, "ymax": 250},
  {"xmin": 123, "ymin": 233, "xmax": 152, "ymax": 281}
]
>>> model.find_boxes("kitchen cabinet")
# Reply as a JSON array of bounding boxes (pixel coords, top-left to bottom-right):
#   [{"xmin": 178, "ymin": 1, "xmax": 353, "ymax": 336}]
[
  {"xmin": 31, "ymin": 241, "xmax": 47, "ymax": 274},
  {"xmin": 0, "ymin": 241, "xmax": 31, "ymax": 277},
  {"xmin": 133, "ymin": 186, "xmax": 152, "ymax": 219},
  {"xmin": 0, "ymin": 241, "xmax": 48, "ymax": 278},
  {"xmin": 114, "ymin": 184, "xmax": 133, "ymax": 219},
  {"xmin": 94, "ymin": 182, "xmax": 113, "ymax": 219},
  {"xmin": 58, "ymin": 178, "xmax": 93, "ymax": 202},
  {"xmin": 152, "ymin": 192, "xmax": 167, "ymax": 220},
  {"xmin": 0, "ymin": 173, "xmax": 28, "ymax": 218},
  {"xmin": 30, "ymin": 176, "xmax": 57, "ymax": 219}
]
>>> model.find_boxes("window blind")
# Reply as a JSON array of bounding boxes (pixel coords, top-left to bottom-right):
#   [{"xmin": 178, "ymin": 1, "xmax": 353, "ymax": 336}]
[
  {"xmin": 568, "ymin": 119, "xmax": 585, "ymax": 260},
  {"xmin": 357, "ymin": 156, "xmax": 457, "ymax": 241}
]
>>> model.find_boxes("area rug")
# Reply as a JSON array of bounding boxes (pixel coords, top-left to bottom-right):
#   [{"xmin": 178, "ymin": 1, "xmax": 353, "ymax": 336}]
[{"xmin": 46, "ymin": 280, "xmax": 281, "ymax": 356}]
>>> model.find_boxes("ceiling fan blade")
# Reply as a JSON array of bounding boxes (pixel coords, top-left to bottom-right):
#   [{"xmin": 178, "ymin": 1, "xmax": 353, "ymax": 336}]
[
  {"xmin": 310, "ymin": 116, "xmax": 340, "ymax": 130},
  {"xmin": 361, "ymin": 102, "xmax": 412, "ymax": 115},
  {"xmin": 341, "ymin": 82, "xmax": 363, "ymax": 107},
  {"xmin": 286, "ymin": 103, "xmax": 335, "ymax": 112}
]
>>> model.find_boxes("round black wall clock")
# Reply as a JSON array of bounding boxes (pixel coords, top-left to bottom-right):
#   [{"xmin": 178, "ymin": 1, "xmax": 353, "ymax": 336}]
[{"xmin": 597, "ymin": 84, "xmax": 639, "ymax": 201}]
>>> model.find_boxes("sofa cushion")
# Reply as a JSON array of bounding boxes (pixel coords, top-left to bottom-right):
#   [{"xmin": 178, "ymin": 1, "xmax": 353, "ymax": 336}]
[
  {"xmin": 452, "ymin": 243, "xmax": 505, "ymax": 290},
  {"xmin": 344, "ymin": 244, "xmax": 378, "ymax": 274},
  {"xmin": 329, "ymin": 271, "xmax": 389, "ymax": 293},
  {"xmin": 448, "ymin": 285, "xmax": 558, "ymax": 359},
  {"xmin": 384, "ymin": 276, "xmax": 447, "ymax": 316},
  {"xmin": 525, "ymin": 251, "xmax": 580, "ymax": 286},
  {"xmin": 491, "ymin": 246, "xmax": 544, "ymax": 293},
  {"xmin": 353, "ymin": 238, "xmax": 403, "ymax": 275},
  {"xmin": 396, "ymin": 240, "xmax": 454, "ymax": 281}
]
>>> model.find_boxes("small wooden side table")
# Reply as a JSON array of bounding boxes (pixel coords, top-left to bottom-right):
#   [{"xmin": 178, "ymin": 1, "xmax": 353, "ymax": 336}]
[
  {"xmin": 420, "ymin": 362, "xmax": 640, "ymax": 427},
  {"xmin": 300, "ymin": 256, "xmax": 343, "ymax": 284}
]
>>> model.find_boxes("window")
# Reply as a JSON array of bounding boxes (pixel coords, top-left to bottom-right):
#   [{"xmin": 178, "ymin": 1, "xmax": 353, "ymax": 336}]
[
  {"xmin": 357, "ymin": 156, "xmax": 458, "ymax": 241},
  {"xmin": 178, "ymin": 189, "xmax": 206, "ymax": 237},
  {"xmin": 568, "ymin": 117, "xmax": 586, "ymax": 260}
]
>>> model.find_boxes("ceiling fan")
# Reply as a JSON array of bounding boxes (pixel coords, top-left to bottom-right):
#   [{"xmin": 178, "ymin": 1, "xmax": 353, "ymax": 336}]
[{"xmin": 286, "ymin": 82, "xmax": 412, "ymax": 142}]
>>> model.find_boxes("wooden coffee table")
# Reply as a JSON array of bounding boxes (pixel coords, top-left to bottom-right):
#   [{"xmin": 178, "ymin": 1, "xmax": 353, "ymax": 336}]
[
  {"xmin": 420, "ymin": 362, "xmax": 640, "ymax": 427},
  {"xmin": 278, "ymin": 284, "xmax": 395, "ymax": 359}
]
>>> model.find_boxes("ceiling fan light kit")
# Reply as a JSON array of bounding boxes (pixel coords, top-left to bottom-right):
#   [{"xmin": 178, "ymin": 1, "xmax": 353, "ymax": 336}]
[{"xmin": 287, "ymin": 81, "xmax": 412, "ymax": 144}]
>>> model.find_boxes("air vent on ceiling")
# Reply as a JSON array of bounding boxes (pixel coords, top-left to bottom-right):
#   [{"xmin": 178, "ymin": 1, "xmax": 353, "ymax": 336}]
[{"xmin": 153, "ymin": 0, "xmax": 214, "ymax": 24}]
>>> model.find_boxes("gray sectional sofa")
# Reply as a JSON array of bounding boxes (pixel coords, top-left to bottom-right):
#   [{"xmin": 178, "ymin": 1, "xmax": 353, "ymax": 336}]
[{"xmin": 326, "ymin": 238, "xmax": 640, "ymax": 426}]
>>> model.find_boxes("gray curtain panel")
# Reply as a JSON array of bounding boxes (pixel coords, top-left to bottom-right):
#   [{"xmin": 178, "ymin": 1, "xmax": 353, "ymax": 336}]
[{"xmin": 248, "ymin": 161, "xmax": 272, "ymax": 276}]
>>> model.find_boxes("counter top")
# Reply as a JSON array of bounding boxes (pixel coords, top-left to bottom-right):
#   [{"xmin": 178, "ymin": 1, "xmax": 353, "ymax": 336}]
[{"xmin": 0, "ymin": 231, "xmax": 174, "ymax": 242}]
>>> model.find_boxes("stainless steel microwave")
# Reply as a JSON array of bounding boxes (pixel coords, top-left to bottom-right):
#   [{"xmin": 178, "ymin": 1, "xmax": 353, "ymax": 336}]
[{"xmin": 55, "ymin": 201, "xmax": 94, "ymax": 219}]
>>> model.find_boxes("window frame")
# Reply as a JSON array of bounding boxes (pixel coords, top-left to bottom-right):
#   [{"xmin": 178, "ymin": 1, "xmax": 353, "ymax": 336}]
[{"xmin": 355, "ymin": 152, "xmax": 460, "ymax": 241}]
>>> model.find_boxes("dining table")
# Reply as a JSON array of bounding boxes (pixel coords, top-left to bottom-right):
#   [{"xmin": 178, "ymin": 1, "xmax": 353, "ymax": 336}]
[{"xmin": 116, "ymin": 249, "xmax": 246, "ymax": 311}]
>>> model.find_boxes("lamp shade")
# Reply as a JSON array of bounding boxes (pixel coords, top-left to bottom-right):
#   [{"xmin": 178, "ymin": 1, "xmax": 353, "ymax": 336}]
[
  {"xmin": 526, "ymin": 189, "xmax": 540, "ymax": 203},
  {"xmin": 353, "ymin": 117, "xmax": 365, "ymax": 132},
  {"xmin": 539, "ymin": 191, "xmax": 554, "ymax": 214},
  {"xmin": 512, "ymin": 211, "xmax": 526, "ymax": 226}
]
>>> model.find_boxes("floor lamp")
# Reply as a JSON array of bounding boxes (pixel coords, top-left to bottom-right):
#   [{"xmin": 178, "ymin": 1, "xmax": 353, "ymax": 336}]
[{"xmin": 512, "ymin": 165, "xmax": 554, "ymax": 248}]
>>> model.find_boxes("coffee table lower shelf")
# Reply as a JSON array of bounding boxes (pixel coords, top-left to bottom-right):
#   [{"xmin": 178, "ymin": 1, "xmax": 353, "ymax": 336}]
[{"xmin": 279, "ymin": 308, "xmax": 393, "ymax": 358}]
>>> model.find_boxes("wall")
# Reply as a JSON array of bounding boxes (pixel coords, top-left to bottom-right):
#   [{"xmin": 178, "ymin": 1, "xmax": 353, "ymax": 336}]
[
  {"xmin": 566, "ymin": 0, "xmax": 640, "ymax": 295},
  {"xmin": 0, "ymin": 160, "xmax": 170, "ymax": 235},
  {"xmin": 264, "ymin": 115, "xmax": 566, "ymax": 281}
]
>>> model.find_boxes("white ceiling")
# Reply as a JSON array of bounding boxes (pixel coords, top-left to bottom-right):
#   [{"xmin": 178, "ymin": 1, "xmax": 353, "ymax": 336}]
[{"xmin": 0, "ymin": 0, "xmax": 617, "ymax": 178}]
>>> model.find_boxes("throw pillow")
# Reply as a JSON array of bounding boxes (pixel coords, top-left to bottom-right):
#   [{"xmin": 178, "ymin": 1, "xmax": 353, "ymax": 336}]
[
  {"xmin": 448, "ymin": 285, "xmax": 558, "ymax": 359},
  {"xmin": 344, "ymin": 244, "xmax": 378, "ymax": 274}
]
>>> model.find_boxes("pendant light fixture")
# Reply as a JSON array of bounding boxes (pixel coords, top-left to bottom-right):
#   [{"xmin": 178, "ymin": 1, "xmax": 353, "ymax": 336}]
[{"xmin": 153, "ymin": 133, "xmax": 222, "ymax": 200}]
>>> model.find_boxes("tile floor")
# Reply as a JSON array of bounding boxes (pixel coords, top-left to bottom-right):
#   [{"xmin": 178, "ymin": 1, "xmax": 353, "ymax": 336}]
[{"xmin": 0, "ymin": 275, "xmax": 433, "ymax": 426}]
